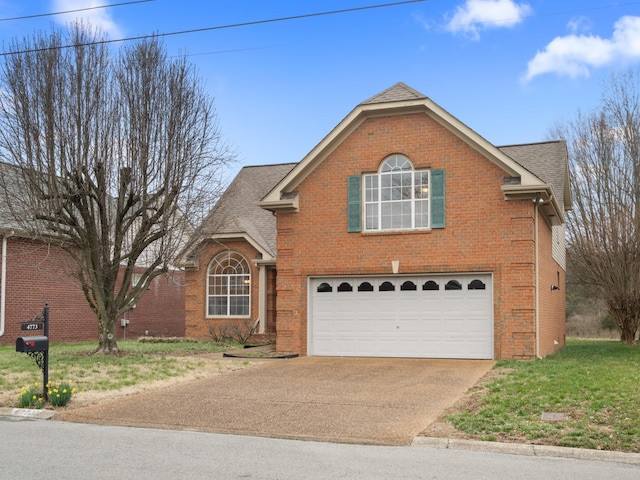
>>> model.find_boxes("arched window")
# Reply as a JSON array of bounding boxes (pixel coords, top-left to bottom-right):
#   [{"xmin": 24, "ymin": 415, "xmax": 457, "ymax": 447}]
[
  {"xmin": 337, "ymin": 282, "xmax": 353, "ymax": 292},
  {"xmin": 207, "ymin": 251, "xmax": 250, "ymax": 316},
  {"xmin": 358, "ymin": 282, "xmax": 374, "ymax": 292},
  {"xmin": 379, "ymin": 281, "xmax": 395, "ymax": 291},
  {"xmin": 363, "ymin": 154, "xmax": 430, "ymax": 231},
  {"xmin": 317, "ymin": 282, "xmax": 332, "ymax": 293},
  {"xmin": 445, "ymin": 280, "xmax": 462, "ymax": 291},
  {"xmin": 401, "ymin": 281, "xmax": 417, "ymax": 291},
  {"xmin": 422, "ymin": 280, "xmax": 439, "ymax": 291},
  {"xmin": 468, "ymin": 279, "xmax": 486, "ymax": 290}
]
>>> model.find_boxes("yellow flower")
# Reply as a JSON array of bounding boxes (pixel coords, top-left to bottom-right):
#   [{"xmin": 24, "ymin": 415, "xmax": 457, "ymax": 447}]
[
  {"xmin": 56, "ymin": 394, "xmax": 60, "ymax": 398},
  {"xmin": 48, "ymin": 390, "xmax": 52, "ymax": 395},
  {"xmin": 62, "ymin": 389, "xmax": 67, "ymax": 394},
  {"xmin": 71, "ymin": 388, "xmax": 77, "ymax": 394},
  {"xmin": 32, "ymin": 395, "xmax": 36, "ymax": 400}
]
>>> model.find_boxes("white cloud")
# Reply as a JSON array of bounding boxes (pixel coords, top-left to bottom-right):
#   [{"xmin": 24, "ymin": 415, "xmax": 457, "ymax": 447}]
[
  {"xmin": 567, "ymin": 16, "xmax": 592, "ymax": 35},
  {"xmin": 445, "ymin": 0, "xmax": 532, "ymax": 40},
  {"xmin": 524, "ymin": 16, "xmax": 640, "ymax": 82},
  {"xmin": 52, "ymin": 0, "xmax": 123, "ymax": 39}
]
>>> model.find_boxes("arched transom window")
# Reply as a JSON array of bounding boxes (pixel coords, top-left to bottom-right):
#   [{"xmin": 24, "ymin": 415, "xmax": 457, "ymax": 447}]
[
  {"xmin": 207, "ymin": 251, "xmax": 250, "ymax": 317},
  {"xmin": 364, "ymin": 154, "xmax": 430, "ymax": 231}
]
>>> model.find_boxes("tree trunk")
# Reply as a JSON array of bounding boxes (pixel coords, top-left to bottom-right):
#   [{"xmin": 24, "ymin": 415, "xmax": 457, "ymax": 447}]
[
  {"xmin": 95, "ymin": 313, "xmax": 120, "ymax": 355},
  {"xmin": 609, "ymin": 300, "xmax": 640, "ymax": 345}
]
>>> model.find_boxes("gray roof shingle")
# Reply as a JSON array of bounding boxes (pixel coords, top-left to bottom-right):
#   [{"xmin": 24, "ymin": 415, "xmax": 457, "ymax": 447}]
[
  {"xmin": 360, "ymin": 82, "xmax": 427, "ymax": 105},
  {"xmin": 195, "ymin": 163, "xmax": 296, "ymax": 257},
  {"xmin": 498, "ymin": 141, "xmax": 570, "ymax": 210}
]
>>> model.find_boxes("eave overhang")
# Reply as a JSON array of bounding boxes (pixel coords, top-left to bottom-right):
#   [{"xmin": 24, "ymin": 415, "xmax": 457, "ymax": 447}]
[
  {"xmin": 502, "ymin": 184, "xmax": 566, "ymax": 225},
  {"xmin": 176, "ymin": 232, "xmax": 276, "ymax": 269}
]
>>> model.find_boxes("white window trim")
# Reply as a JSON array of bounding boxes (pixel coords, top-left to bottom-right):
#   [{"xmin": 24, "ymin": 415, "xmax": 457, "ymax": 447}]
[
  {"xmin": 363, "ymin": 155, "xmax": 431, "ymax": 232},
  {"xmin": 206, "ymin": 251, "xmax": 251, "ymax": 318}
]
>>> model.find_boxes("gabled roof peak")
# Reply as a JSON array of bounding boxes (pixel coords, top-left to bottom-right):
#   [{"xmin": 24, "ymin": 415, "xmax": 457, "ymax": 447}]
[{"xmin": 360, "ymin": 82, "xmax": 427, "ymax": 105}]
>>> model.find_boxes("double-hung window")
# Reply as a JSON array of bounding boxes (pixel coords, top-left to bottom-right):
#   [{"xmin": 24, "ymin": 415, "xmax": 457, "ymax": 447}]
[{"xmin": 363, "ymin": 155, "xmax": 432, "ymax": 231}]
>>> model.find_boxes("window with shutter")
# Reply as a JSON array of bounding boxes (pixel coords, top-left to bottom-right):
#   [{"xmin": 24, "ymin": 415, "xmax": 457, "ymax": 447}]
[{"xmin": 358, "ymin": 155, "xmax": 445, "ymax": 232}]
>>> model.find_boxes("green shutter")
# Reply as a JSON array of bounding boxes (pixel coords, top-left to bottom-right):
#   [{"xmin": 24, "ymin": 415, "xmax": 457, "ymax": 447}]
[
  {"xmin": 431, "ymin": 169, "xmax": 445, "ymax": 229},
  {"xmin": 347, "ymin": 175, "xmax": 361, "ymax": 232}
]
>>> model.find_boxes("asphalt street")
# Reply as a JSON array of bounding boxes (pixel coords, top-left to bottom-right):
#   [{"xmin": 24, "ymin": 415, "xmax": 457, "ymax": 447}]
[{"xmin": 1, "ymin": 418, "xmax": 638, "ymax": 480}]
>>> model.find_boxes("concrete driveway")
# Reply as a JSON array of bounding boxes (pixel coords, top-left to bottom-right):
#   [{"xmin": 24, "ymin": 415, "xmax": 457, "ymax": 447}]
[{"xmin": 56, "ymin": 357, "xmax": 494, "ymax": 446}]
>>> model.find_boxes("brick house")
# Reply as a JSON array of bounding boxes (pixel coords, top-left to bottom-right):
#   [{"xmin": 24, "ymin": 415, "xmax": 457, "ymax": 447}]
[
  {"xmin": 183, "ymin": 83, "xmax": 571, "ymax": 360},
  {"xmin": 0, "ymin": 221, "xmax": 185, "ymax": 346}
]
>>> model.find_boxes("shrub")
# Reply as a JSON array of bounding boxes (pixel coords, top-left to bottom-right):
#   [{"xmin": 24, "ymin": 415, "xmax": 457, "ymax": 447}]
[
  {"xmin": 208, "ymin": 324, "xmax": 233, "ymax": 343},
  {"xmin": 18, "ymin": 383, "xmax": 44, "ymax": 409},
  {"xmin": 209, "ymin": 320, "xmax": 257, "ymax": 345},
  {"xmin": 47, "ymin": 380, "xmax": 77, "ymax": 407}
]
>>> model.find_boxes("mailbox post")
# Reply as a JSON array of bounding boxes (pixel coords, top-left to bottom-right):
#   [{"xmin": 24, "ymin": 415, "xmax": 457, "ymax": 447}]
[{"xmin": 16, "ymin": 304, "xmax": 49, "ymax": 401}]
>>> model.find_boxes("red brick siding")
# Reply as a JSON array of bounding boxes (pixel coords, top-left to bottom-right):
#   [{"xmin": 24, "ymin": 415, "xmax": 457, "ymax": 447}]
[
  {"xmin": 184, "ymin": 238, "xmax": 276, "ymax": 341},
  {"xmin": 274, "ymin": 113, "xmax": 554, "ymax": 359},
  {"xmin": 124, "ymin": 270, "xmax": 185, "ymax": 338},
  {"xmin": 0, "ymin": 237, "xmax": 185, "ymax": 345}
]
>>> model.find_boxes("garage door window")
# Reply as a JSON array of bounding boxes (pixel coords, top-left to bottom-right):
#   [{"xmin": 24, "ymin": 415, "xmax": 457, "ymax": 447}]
[
  {"xmin": 445, "ymin": 280, "xmax": 462, "ymax": 290},
  {"xmin": 379, "ymin": 281, "xmax": 395, "ymax": 291},
  {"xmin": 423, "ymin": 280, "xmax": 439, "ymax": 290},
  {"xmin": 401, "ymin": 281, "xmax": 417, "ymax": 291}
]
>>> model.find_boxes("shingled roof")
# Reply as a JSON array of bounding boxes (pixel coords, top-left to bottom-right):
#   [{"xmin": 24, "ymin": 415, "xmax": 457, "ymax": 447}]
[
  {"xmin": 192, "ymin": 162, "xmax": 296, "ymax": 259},
  {"xmin": 361, "ymin": 82, "xmax": 426, "ymax": 104},
  {"xmin": 499, "ymin": 141, "xmax": 571, "ymax": 211}
]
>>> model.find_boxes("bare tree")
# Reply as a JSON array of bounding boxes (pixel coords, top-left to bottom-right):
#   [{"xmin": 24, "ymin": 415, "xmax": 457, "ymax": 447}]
[
  {"xmin": 552, "ymin": 70, "xmax": 640, "ymax": 344},
  {"xmin": 0, "ymin": 24, "xmax": 232, "ymax": 354}
]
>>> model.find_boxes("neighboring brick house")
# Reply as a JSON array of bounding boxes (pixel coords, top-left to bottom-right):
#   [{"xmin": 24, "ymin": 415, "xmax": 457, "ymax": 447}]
[
  {"xmin": 0, "ymin": 191, "xmax": 185, "ymax": 346},
  {"xmin": 184, "ymin": 83, "xmax": 571, "ymax": 360}
]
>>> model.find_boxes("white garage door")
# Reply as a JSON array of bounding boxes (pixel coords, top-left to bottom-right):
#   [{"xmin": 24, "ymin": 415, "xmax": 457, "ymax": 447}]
[{"xmin": 308, "ymin": 274, "xmax": 493, "ymax": 359}]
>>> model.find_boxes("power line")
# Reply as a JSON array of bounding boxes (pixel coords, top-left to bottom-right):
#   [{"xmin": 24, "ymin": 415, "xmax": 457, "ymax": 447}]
[
  {"xmin": 0, "ymin": 0, "xmax": 154, "ymax": 23},
  {"xmin": 0, "ymin": 0, "xmax": 427, "ymax": 57}
]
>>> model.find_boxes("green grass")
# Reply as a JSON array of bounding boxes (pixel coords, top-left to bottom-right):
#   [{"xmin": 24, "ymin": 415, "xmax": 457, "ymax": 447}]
[
  {"xmin": 0, "ymin": 339, "xmax": 243, "ymax": 406},
  {"xmin": 446, "ymin": 338, "xmax": 640, "ymax": 452}
]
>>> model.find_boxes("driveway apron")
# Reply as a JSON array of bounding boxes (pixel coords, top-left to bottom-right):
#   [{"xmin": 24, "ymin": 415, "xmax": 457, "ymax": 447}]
[{"xmin": 56, "ymin": 357, "xmax": 494, "ymax": 445}]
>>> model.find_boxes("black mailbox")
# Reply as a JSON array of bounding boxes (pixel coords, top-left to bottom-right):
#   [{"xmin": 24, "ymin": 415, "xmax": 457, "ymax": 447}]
[{"xmin": 16, "ymin": 336, "xmax": 49, "ymax": 353}]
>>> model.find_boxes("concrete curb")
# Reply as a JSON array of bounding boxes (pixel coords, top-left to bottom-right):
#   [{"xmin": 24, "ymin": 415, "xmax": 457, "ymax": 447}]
[
  {"xmin": 0, "ymin": 407, "xmax": 56, "ymax": 420},
  {"xmin": 412, "ymin": 437, "xmax": 640, "ymax": 465}
]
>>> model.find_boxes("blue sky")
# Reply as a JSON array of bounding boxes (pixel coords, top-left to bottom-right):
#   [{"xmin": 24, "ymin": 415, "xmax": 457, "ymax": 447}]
[{"xmin": 1, "ymin": 1, "xmax": 640, "ymax": 176}]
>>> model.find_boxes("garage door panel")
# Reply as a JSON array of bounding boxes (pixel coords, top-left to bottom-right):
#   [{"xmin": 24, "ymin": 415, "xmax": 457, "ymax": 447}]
[{"xmin": 309, "ymin": 274, "xmax": 493, "ymax": 359}]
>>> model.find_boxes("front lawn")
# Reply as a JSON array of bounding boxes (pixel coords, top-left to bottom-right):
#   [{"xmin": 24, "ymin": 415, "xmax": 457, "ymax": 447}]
[
  {"xmin": 0, "ymin": 339, "xmax": 246, "ymax": 408},
  {"xmin": 444, "ymin": 338, "xmax": 640, "ymax": 452}
]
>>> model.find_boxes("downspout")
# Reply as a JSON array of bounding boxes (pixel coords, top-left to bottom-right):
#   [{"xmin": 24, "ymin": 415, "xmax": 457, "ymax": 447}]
[
  {"xmin": 534, "ymin": 201, "xmax": 540, "ymax": 359},
  {"xmin": 0, "ymin": 235, "xmax": 7, "ymax": 337}
]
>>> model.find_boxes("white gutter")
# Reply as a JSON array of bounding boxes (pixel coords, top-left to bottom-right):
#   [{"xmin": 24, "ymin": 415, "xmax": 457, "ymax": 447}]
[{"xmin": 0, "ymin": 236, "xmax": 7, "ymax": 336}]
